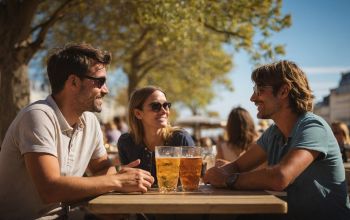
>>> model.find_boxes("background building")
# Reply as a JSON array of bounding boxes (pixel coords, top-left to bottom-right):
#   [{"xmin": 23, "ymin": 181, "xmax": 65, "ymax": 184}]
[{"xmin": 314, "ymin": 72, "xmax": 350, "ymax": 125}]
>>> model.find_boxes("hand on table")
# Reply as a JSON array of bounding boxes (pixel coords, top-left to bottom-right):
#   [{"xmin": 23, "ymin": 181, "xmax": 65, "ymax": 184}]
[
  {"xmin": 203, "ymin": 165, "xmax": 231, "ymax": 188},
  {"xmin": 114, "ymin": 159, "xmax": 154, "ymax": 193}
]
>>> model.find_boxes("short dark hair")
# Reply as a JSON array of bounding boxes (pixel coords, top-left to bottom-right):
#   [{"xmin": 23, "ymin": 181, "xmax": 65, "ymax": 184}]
[
  {"xmin": 251, "ymin": 60, "xmax": 314, "ymax": 114},
  {"xmin": 47, "ymin": 43, "xmax": 111, "ymax": 94}
]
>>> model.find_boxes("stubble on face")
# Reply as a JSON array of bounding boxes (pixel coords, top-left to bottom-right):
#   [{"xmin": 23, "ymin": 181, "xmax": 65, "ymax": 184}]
[
  {"xmin": 79, "ymin": 64, "xmax": 108, "ymax": 113},
  {"xmin": 76, "ymin": 83, "xmax": 104, "ymax": 113}
]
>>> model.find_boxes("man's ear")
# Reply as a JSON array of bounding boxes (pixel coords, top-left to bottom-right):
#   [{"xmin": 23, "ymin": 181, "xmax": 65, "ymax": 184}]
[
  {"xmin": 279, "ymin": 84, "xmax": 290, "ymax": 98},
  {"xmin": 68, "ymin": 75, "xmax": 79, "ymax": 88},
  {"xmin": 134, "ymin": 109, "xmax": 143, "ymax": 120}
]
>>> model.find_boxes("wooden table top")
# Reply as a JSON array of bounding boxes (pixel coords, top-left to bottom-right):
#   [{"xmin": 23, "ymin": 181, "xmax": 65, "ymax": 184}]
[{"xmin": 87, "ymin": 185, "xmax": 287, "ymax": 214}]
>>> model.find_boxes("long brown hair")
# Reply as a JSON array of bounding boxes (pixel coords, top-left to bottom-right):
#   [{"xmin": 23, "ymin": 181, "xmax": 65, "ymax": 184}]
[
  {"xmin": 251, "ymin": 60, "xmax": 314, "ymax": 114},
  {"xmin": 331, "ymin": 121, "xmax": 350, "ymax": 145},
  {"xmin": 226, "ymin": 107, "xmax": 257, "ymax": 151},
  {"xmin": 128, "ymin": 86, "xmax": 179, "ymax": 145}
]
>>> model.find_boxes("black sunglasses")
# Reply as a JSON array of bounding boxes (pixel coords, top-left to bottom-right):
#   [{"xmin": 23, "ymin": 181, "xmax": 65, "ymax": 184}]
[
  {"xmin": 149, "ymin": 102, "xmax": 171, "ymax": 112},
  {"xmin": 81, "ymin": 75, "xmax": 106, "ymax": 88}
]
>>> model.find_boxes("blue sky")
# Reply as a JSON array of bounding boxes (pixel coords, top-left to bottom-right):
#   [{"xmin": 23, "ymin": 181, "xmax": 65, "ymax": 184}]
[{"xmin": 200, "ymin": 0, "xmax": 350, "ymax": 123}]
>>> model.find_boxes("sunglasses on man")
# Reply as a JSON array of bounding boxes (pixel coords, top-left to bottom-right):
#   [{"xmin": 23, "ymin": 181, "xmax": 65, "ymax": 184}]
[
  {"xmin": 149, "ymin": 102, "xmax": 172, "ymax": 112},
  {"xmin": 81, "ymin": 75, "xmax": 106, "ymax": 88},
  {"xmin": 253, "ymin": 85, "xmax": 273, "ymax": 96}
]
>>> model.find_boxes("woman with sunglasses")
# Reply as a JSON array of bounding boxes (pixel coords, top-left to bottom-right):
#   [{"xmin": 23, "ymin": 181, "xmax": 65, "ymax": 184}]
[{"xmin": 117, "ymin": 86, "xmax": 195, "ymax": 186}]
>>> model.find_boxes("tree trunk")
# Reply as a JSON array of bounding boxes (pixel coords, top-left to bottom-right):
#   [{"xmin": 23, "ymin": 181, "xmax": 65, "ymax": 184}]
[
  {"xmin": 0, "ymin": 0, "xmax": 40, "ymax": 146},
  {"xmin": 0, "ymin": 61, "xmax": 30, "ymax": 146},
  {"xmin": 127, "ymin": 76, "xmax": 138, "ymax": 99}
]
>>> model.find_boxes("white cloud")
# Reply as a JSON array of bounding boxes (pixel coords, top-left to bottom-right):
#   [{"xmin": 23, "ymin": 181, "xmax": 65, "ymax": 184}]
[{"xmin": 303, "ymin": 67, "xmax": 350, "ymax": 75}]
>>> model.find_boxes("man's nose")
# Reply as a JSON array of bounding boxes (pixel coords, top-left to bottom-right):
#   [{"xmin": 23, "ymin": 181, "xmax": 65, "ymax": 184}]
[
  {"xmin": 101, "ymin": 83, "xmax": 109, "ymax": 94},
  {"xmin": 250, "ymin": 92, "xmax": 256, "ymax": 102}
]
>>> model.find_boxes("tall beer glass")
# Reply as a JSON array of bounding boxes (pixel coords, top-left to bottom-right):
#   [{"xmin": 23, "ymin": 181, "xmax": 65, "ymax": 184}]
[
  {"xmin": 180, "ymin": 147, "xmax": 202, "ymax": 191},
  {"xmin": 155, "ymin": 146, "xmax": 181, "ymax": 193}
]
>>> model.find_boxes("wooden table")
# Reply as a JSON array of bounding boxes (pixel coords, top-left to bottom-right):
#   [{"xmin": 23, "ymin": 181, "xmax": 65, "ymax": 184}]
[{"xmin": 87, "ymin": 185, "xmax": 287, "ymax": 214}]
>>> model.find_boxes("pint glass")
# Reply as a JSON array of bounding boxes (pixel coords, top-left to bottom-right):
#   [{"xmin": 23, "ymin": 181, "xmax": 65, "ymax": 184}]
[
  {"xmin": 155, "ymin": 146, "xmax": 181, "ymax": 193},
  {"xmin": 180, "ymin": 147, "xmax": 202, "ymax": 191}
]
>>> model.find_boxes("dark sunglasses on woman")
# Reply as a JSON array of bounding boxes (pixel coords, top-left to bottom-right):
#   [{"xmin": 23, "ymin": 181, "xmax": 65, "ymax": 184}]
[{"xmin": 149, "ymin": 102, "xmax": 172, "ymax": 112}]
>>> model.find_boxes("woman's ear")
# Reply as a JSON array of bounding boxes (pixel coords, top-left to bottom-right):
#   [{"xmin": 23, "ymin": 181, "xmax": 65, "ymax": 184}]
[{"xmin": 134, "ymin": 109, "xmax": 143, "ymax": 120}]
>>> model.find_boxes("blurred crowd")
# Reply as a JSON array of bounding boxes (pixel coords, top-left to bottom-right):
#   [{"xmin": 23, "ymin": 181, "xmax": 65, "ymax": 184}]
[{"xmin": 101, "ymin": 109, "xmax": 350, "ymax": 166}]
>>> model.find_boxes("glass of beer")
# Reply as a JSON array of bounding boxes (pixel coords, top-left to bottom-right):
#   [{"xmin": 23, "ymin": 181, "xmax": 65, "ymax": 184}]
[
  {"xmin": 201, "ymin": 145, "xmax": 217, "ymax": 175},
  {"xmin": 155, "ymin": 146, "xmax": 181, "ymax": 193},
  {"xmin": 180, "ymin": 147, "xmax": 203, "ymax": 191}
]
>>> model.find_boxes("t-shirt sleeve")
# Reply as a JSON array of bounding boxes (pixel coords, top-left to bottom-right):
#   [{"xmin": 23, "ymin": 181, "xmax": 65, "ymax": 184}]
[
  {"xmin": 257, "ymin": 125, "xmax": 275, "ymax": 152},
  {"xmin": 18, "ymin": 109, "xmax": 58, "ymax": 156},
  {"xmin": 292, "ymin": 118, "xmax": 328, "ymax": 157}
]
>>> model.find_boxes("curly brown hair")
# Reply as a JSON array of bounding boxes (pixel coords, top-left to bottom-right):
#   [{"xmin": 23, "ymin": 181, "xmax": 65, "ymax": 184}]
[{"xmin": 251, "ymin": 60, "xmax": 314, "ymax": 114}]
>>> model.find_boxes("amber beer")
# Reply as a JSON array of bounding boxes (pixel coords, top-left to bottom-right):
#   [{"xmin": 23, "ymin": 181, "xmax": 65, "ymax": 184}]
[
  {"xmin": 156, "ymin": 157, "xmax": 181, "ymax": 192},
  {"xmin": 155, "ymin": 146, "xmax": 182, "ymax": 193},
  {"xmin": 180, "ymin": 147, "xmax": 203, "ymax": 191},
  {"xmin": 180, "ymin": 156, "xmax": 203, "ymax": 191}
]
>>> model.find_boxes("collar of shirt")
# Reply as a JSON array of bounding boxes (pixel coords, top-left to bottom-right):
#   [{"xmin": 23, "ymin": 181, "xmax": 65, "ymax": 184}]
[{"xmin": 46, "ymin": 95, "xmax": 85, "ymax": 137}]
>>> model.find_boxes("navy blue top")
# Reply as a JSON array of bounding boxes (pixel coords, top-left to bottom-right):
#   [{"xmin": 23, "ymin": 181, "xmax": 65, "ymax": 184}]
[{"xmin": 117, "ymin": 129, "xmax": 194, "ymax": 186}]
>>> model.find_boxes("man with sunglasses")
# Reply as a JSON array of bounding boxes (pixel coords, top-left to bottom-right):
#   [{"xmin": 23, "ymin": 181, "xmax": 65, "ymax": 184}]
[
  {"xmin": 204, "ymin": 60, "xmax": 350, "ymax": 219},
  {"xmin": 0, "ymin": 43, "xmax": 154, "ymax": 219}
]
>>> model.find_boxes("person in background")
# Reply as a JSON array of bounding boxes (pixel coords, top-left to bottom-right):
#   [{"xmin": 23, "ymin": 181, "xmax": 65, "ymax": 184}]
[
  {"xmin": 114, "ymin": 115, "xmax": 129, "ymax": 134},
  {"xmin": 117, "ymin": 86, "xmax": 194, "ymax": 186},
  {"xmin": 257, "ymin": 119, "xmax": 270, "ymax": 136},
  {"xmin": 105, "ymin": 121, "xmax": 121, "ymax": 144},
  {"xmin": 216, "ymin": 107, "xmax": 258, "ymax": 162},
  {"xmin": 0, "ymin": 43, "xmax": 154, "ymax": 219},
  {"xmin": 204, "ymin": 60, "xmax": 350, "ymax": 220},
  {"xmin": 200, "ymin": 136, "xmax": 213, "ymax": 148},
  {"xmin": 331, "ymin": 121, "xmax": 350, "ymax": 162}
]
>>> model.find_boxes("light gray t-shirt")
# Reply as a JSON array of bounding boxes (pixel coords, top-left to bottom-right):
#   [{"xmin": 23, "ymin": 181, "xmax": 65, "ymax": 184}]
[
  {"xmin": 257, "ymin": 112, "xmax": 350, "ymax": 220},
  {"xmin": 0, "ymin": 96, "xmax": 106, "ymax": 219}
]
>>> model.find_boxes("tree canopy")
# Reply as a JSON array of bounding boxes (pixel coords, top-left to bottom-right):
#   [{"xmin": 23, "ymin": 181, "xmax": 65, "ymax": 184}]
[
  {"xmin": 0, "ymin": 0, "xmax": 290, "ymax": 144},
  {"xmin": 47, "ymin": 0, "xmax": 291, "ymax": 113}
]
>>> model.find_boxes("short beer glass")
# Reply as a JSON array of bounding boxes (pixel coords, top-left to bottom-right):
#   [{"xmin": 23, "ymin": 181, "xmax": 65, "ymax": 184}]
[
  {"xmin": 180, "ymin": 147, "xmax": 203, "ymax": 191},
  {"xmin": 155, "ymin": 146, "xmax": 181, "ymax": 193}
]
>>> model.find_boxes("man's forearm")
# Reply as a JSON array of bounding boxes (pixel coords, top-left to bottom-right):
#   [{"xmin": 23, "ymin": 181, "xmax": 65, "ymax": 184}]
[
  {"xmin": 234, "ymin": 166, "xmax": 289, "ymax": 191},
  {"xmin": 92, "ymin": 165, "xmax": 117, "ymax": 176},
  {"xmin": 224, "ymin": 161, "xmax": 240, "ymax": 173},
  {"xmin": 39, "ymin": 175, "xmax": 118, "ymax": 204}
]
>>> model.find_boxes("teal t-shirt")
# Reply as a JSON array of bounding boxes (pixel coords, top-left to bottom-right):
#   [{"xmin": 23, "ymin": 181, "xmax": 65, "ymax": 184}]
[{"xmin": 257, "ymin": 112, "xmax": 350, "ymax": 220}]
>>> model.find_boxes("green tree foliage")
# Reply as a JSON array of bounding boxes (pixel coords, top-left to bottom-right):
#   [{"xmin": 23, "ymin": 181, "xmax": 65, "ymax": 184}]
[
  {"xmin": 0, "ymin": 0, "xmax": 290, "ymax": 144},
  {"xmin": 48, "ymin": 0, "xmax": 291, "ymax": 114}
]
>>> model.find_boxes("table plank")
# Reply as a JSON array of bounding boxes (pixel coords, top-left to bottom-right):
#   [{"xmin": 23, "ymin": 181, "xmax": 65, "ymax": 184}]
[{"xmin": 87, "ymin": 186, "xmax": 287, "ymax": 214}]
